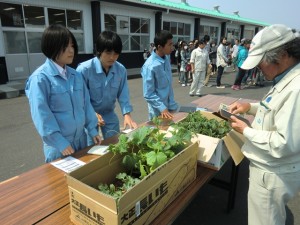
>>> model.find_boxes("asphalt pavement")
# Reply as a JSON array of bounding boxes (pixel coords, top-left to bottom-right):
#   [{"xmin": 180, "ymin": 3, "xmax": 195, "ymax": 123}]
[{"xmin": 0, "ymin": 66, "xmax": 299, "ymax": 225}]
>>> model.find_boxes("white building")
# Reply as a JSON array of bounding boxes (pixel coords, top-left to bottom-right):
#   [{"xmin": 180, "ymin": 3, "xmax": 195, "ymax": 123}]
[{"xmin": 0, "ymin": 0, "xmax": 268, "ymax": 83}]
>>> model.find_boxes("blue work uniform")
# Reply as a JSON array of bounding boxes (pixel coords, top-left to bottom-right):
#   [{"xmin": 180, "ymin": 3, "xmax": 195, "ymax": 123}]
[
  {"xmin": 141, "ymin": 51, "xmax": 178, "ymax": 120},
  {"xmin": 25, "ymin": 58, "xmax": 98, "ymax": 162},
  {"xmin": 76, "ymin": 57, "xmax": 133, "ymax": 140}
]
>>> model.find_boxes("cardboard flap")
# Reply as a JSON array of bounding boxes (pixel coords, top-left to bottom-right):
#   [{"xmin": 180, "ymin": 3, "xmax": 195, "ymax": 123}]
[
  {"xmin": 192, "ymin": 134, "xmax": 219, "ymax": 162},
  {"xmin": 224, "ymin": 130, "xmax": 245, "ymax": 165}
]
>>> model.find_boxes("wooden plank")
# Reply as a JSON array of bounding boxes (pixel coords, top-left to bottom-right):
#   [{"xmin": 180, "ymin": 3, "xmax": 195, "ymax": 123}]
[
  {"xmin": 0, "ymin": 165, "xmax": 68, "ymax": 224},
  {"xmin": 191, "ymin": 94, "xmax": 239, "ymax": 112}
]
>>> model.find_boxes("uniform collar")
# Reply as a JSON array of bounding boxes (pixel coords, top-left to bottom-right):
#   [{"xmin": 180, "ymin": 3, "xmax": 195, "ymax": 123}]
[{"xmin": 273, "ymin": 62, "xmax": 300, "ymax": 92}]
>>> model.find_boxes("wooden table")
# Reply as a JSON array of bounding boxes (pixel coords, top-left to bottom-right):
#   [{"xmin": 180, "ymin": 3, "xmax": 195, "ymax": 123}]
[{"xmin": 0, "ymin": 95, "xmax": 255, "ymax": 225}]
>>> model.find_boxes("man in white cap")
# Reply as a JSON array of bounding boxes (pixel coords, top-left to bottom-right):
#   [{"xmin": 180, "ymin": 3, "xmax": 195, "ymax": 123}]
[{"xmin": 228, "ymin": 24, "xmax": 300, "ymax": 225}]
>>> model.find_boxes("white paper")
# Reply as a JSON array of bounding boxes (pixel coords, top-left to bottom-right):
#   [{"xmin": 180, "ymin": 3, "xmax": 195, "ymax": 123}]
[
  {"xmin": 196, "ymin": 107, "xmax": 208, "ymax": 111},
  {"xmin": 122, "ymin": 128, "xmax": 134, "ymax": 134},
  {"xmin": 87, "ymin": 145, "xmax": 109, "ymax": 155},
  {"xmin": 50, "ymin": 156, "xmax": 85, "ymax": 173}
]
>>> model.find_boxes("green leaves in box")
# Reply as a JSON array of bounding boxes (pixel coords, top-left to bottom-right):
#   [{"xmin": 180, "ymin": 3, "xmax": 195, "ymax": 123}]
[
  {"xmin": 107, "ymin": 125, "xmax": 192, "ymax": 179},
  {"xmin": 176, "ymin": 111, "xmax": 231, "ymax": 138}
]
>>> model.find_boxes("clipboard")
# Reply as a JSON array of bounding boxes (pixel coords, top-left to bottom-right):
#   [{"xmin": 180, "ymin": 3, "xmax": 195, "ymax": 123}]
[{"xmin": 219, "ymin": 109, "xmax": 251, "ymax": 127}]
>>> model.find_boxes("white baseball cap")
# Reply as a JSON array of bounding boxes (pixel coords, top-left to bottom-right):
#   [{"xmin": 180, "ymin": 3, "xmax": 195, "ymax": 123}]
[{"xmin": 241, "ymin": 24, "xmax": 298, "ymax": 70}]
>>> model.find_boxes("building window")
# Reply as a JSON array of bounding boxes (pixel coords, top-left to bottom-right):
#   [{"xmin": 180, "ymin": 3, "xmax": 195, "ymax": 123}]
[
  {"xmin": 0, "ymin": 2, "xmax": 24, "ymax": 27},
  {"xmin": 104, "ymin": 14, "xmax": 150, "ymax": 52},
  {"xmin": 199, "ymin": 25, "xmax": 219, "ymax": 44},
  {"xmin": 73, "ymin": 33, "xmax": 84, "ymax": 52},
  {"xmin": 226, "ymin": 28, "xmax": 240, "ymax": 44},
  {"xmin": 48, "ymin": 8, "xmax": 66, "ymax": 26},
  {"xmin": 3, "ymin": 31, "xmax": 26, "ymax": 54},
  {"xmin": 163, "ymin": 21, "xmax": 191, "ymax": 43},
  {"xmin": 0, "ymin": 3, "xmax": 84, "ymax": 55},
  {"xmin": 244, "ymin": 29, "xmax": 254, "ymax": 40},
  {"xmin": 104, "ymin": 14, "xmax": 117, "ymax": 32},
  {"xmin": 67, "ymin": 10, "xmax": 82, "ymax": 30},
  {"xmin": 27, "ymin": 32, "xmax": 43, "ymax": 53},
  {"xmin": 24, "ymin": 5, "xmax": 45, "ymax": 28}
]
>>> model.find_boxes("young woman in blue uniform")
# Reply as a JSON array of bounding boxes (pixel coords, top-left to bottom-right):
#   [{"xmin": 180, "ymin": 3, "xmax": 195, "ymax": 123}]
[{"xmin": 26, "ymin": 24, "xmax": 101, "ymax": 162}]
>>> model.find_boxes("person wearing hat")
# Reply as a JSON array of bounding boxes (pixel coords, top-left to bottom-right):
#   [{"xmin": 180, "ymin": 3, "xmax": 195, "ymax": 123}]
[{"xmin": 228, "ymin": 24, "xmax": 300, "ymax": 225}]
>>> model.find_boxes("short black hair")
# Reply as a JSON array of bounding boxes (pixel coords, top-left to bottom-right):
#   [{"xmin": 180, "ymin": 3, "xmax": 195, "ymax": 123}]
[
  {"xmin": 203, "ymin": 34, "xmax": 210, "ymax": 43},
  {"xmin": 198, "ymin": 39, "xmax": 205, "ymax": 45},
  {"xmin": 95, "ymin": 31, "xmax": 122, "ymax": 57},
  {"xmin": 154, "ymin": 30, "xmax": 173, "ymax": 48},
  {"xmin": 41, "ymin": 24, "xmax": 78, "ymax": 60}
]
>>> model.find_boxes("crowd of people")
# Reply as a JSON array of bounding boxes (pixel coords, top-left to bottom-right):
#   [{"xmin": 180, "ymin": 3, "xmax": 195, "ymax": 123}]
[
  {"xmin": 25, "ymin": 23, "xmax": 300, "ymax": 225},
  {"xmin": 172, "ymin": 35, "xmax": 267, "ymax": 93}
]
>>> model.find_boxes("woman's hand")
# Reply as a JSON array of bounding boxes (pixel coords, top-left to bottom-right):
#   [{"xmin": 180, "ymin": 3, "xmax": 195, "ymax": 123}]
[{"xmin": 61, "ymin": 145, "xmax": 75, "ymax": 156}]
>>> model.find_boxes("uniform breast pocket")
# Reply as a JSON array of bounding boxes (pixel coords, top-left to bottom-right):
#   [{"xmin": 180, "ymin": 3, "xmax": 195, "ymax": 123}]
[
  {"xmin": 110, "ymin": 79, "xmax": 121, "ymax": 99},
  {"xmin": 89, "ymin": 82, "xmax": 103, "ymax": 103},
  {"xmin": 50, "ymin": 86, "xmax": 72, "ymax": 112},
  {"xmin": 73, "ymin": 83, "xmax": 84, "ymax": 108},
  {"xmin": 254, "ymin": 105, "xmax": 273, "ymax": 130},
  {"xmin": 157, "ymin": 74, "xmax": 168, "ymax": 89}
]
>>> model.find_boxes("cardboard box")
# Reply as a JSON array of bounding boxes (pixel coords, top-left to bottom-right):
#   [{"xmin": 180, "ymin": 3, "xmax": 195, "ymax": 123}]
[
  {"xmin": 66, "ymin": 142, "xmax": 198, "ymax": 225},
  {"xmin": 187, "ymin": 111, "xmax": 245, "ymax": 170}
]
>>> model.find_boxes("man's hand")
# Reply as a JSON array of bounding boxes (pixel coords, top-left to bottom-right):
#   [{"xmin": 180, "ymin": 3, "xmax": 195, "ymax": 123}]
[
  {"xmin": 93, "ymin": 135, "xmax": 101, "ymax": 145},
  {"xmin": 123, "ymin": 114, "xmax": 138, "ymax": 130},
  {"xmin": 161, "ymin": 109, "xmax": 174, "ymax": 119},
  {"xmin": 96, "ymin": 113, "xmax": 105, "ymax": 126},
  {"xmin": 229, "ymin": 116, "xmax": 248, "ymax": 134},
  {"xmin": 228, "ymin": 102, "xmax": 251, "ymax": 114}
]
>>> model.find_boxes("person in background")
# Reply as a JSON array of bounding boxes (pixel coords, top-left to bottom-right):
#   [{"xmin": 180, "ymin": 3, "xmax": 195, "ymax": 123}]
[
  {"xmin": 143, "ymin": 48, "xmax": 149, "ymax": 61},
  {"xmin": 228, "ymin": 24, "xmax": 300, "ymax": 225},
  {"xmin": 232, "ymin": 39, "xmax": 240, "ymax": 71},
  {"xmin": 226, "ymin": 42, "xmax": 233, "ymax": 66},
  {"xmin": 141, "ymin": 30, "xmax": 178, "ymax": 120},
  {"xmin": 149, "ymin": 42, "xmax": 155, "ymax": 54},
  {"xmin": 202, "ymin": 35, "xmax": 213, "ymax": 87},
  {"xmin": 189, "ymin": 39, "xmax": 211, "ymax": 97},
  {"xmin": 209, "ymin": 41, "xmax": 217, "ymax": 76},
  {"xmin": 179, "ymin": 41, "xmax": 191, "ymax": 87},
  {"xmin": 231, "ymin": 39, "xmax": 251, "ymax": 90},
  {"xmin": 76, "ymin": 31, "xmax": 137, "ymax": 141},
  {"xmin": 188, "ymin": 41, "xmax": 196, "ymax": 82},
  {"xmin": 216, "ymin": 36, "xmax": 228, "ymax": 88},
  {"xmin": 175, "ymin": 40, "xmax": 183, "ymax": 82},
  {"xmin": 203, "ymin": 34, "xmax": 211, "ymax": 53},
  {"xmin": 25, "ymin": 24, "xmax": 101, "ymax": 162}
]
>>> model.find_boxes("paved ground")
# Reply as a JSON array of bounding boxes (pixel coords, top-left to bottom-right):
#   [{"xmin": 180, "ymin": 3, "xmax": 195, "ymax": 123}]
[{"xmin": 0, "ymin": 66, "xmax": 299, "ymax": 224}]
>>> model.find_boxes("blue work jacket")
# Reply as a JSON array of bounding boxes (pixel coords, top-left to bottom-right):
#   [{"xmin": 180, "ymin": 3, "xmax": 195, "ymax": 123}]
[
  {"xmin": 25, "ymin": 58, "xmax": 98, "ymax": 162},
  {"xmin": 76, "ymin": 57, "xmax": 133, "ymax": 131},
  {"xmin": 141, "ymin": 52, "xmax": 178, "ymax": 119},
  {"xmin": 236, "ymin": 46, "xmax": 249, "ymax": 68}
]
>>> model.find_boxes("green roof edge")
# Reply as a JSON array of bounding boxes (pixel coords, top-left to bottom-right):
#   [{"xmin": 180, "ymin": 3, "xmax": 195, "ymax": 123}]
[{"xmin": 140, "ymin": 0, "xmax": 270, "ymax": 27}]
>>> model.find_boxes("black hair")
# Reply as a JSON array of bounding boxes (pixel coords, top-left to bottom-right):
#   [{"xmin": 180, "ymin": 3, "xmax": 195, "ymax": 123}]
[
  {"xmin": 198, "ymin": 39, "xmax": 205, "ymax": 45},
  {"xmin": 219, "ymin": 36, "xmax": 227, "ymax": 45},
  {"xmin": 203, "ymin": 34, "xmax": 210, "ymax": 43},
  {"xmin": 154, "ymin": 30, "xmax": 173, "ymax": 48},
  {"xmin": 41, "ymin": 24, "xmax": 78, "ymax": 60},
  {"xmin": 95, "ymin": 31, "xmax": 122, "ymax": 57}
]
